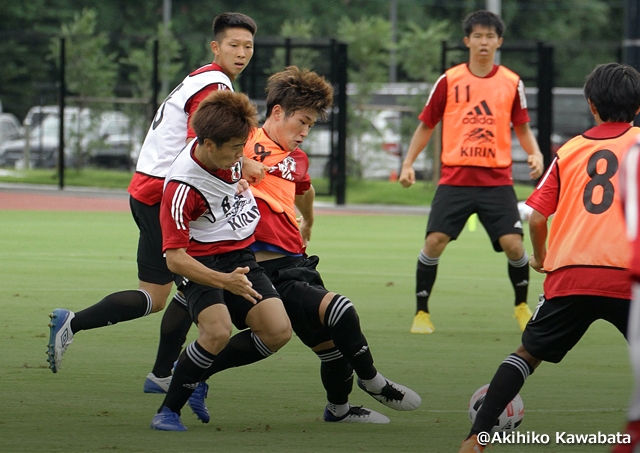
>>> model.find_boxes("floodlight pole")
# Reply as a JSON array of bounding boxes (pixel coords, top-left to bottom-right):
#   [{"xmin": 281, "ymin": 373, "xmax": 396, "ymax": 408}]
[
  {"xmin": 389, "ymin": 0, "xmax": 397, "ymax": 83},
  {"xmin": 486, "ymin": 0, "xmax": 501, "ymax": 64},
  {"xmin": 58, "ymin": 37, "xmax": 66, "ymax": 190},
  {"xmin": 624, "ymin": 0, "xmax": 640, "ymax": 125}
]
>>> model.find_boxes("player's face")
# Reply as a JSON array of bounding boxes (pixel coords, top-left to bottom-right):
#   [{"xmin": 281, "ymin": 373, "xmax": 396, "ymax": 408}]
[
  {"xmin": 211, "ymin": 28, "xmax": 254, "ymax": 81},
  {"xmin": 206, "ymin": 137, "xmax": 247, "ymax": 170},
  {"xmin": 271, "ymin": 106, "xmax": 317, "ymax": 152},
  {"xmin": 463, "ymin": 25, "xmax": 503, "ymax": 64}
]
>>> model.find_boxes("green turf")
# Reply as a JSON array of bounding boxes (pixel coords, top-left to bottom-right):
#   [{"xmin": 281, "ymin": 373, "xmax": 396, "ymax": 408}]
[
  {"xmin": 0, "ymin": 210, "xmax": 632, "ymax": 452},
  {"xmin": 0, "ymin": 169, "xmax": 537, "ymax": 206}
]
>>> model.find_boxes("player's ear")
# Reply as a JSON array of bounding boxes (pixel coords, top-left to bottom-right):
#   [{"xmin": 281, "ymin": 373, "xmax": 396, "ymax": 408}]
[{"xmin": 272, "ymin": 104, "xmax": 283, "ymax": 119}]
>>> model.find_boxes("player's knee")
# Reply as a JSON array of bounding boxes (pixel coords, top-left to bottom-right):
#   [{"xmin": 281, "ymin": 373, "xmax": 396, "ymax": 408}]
[
  {"xmin": 198, "ymin": 330, "xmax": 231, "ymax": 354},
  {"xmin": 261, "ymin": 319, "xmax": 292, "ymax": 352},
  {"xmin": 324, "ymin": 294, "xmax": 360, "ymax": 330},
  {"xmin": 197, "ymin": 318, "xmax": 232, "ymax": 354}
]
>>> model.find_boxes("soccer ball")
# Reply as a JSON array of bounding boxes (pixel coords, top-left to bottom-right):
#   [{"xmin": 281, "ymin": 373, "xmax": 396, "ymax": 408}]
[{"xmin": 468, "ymin": 384, "xmax": 524, "ymax": 432}]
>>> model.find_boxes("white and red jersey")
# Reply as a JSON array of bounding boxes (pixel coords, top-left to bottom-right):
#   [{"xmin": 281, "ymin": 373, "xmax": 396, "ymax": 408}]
[
  {"xmin": 160, "ymin": 143, "xmax": 259, "ymax": 257},
  {"xmin": 621, "ymin": 134, "xmax": 640, "ymax": 283},
  {"xmin": 129, "ymin": 63, "xmax": 232, "ymax": 206},
  {"xmin": 418, "ymin": 64, "xmax": 529, "ymax": 186}
]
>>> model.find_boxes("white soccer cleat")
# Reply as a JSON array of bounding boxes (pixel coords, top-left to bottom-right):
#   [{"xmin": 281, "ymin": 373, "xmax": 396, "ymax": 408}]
[
  {"xmin": 357, "ymin": 378, "xmax": 422, "ymax": 411},
  {"xmin": 323, "ymin": 405, "xmax": 390, "ymax": 424},
  {"xmin": 47, "ymin": 308, "xmax": 75, "ymax": 373}
]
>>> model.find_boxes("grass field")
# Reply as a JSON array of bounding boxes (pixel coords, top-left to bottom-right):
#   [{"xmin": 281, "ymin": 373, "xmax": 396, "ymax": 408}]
[
  {"xmin": 0, "ymin": 168, "xmax": 538, "ymax": 206},
  {"xmin": 0, "ymin": 209, "xmax": 632, "ymax": 452}
]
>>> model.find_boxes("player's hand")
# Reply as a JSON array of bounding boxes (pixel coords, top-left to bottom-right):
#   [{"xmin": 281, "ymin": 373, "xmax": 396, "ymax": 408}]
[
  {"xmin": 399, "ymin": 166, "xmax": 415, "ymax": 188},
  {"xmin": 528, "ymin": 153, "xmax": 544, "ymax": 180},
  {"xmin": 224, "ymin": 267, "xmax": 262, "ymax": 303},
  {"xmin": 529, "ymin": 254, "xmax": 545, "ymax": 274},
  {"xmin": 236, "ymin": 179, "xmax": 250, "ymax": 195},
  {"xmin": 242, "ymin": 158, "xmax": 270, "ymax": 185}
]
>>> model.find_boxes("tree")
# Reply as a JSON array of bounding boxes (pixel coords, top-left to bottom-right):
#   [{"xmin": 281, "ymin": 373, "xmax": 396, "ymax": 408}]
[
  {"xmin": 49, "ymin": 9, "xmax": 118, "ymax": 100},
  {"xmin": 337, "ymin": 16, "xmax": 393, "ymax": 177},
  {"xmin": 49, "ymin": 8, "xmax": 119, "ymax": 168},
  {"xmin": 269, "ymin": 18, "xmax": 320, "ymax": 74}
]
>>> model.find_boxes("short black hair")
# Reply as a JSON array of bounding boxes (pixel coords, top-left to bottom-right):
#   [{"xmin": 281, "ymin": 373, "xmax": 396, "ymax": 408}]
[
  {"xmin": 265, "ymin": 66, "xmax": 334, "ymax": 122},
  {"xmin": 212, "ymin": 12, "xmax": 257, "ymax": 41},
  {"xmin": 584, "ymin": 63, "xmax": 640, "ymax": 123},
  {"xmin": 190, "ymin": 90, "xmax": 257, "ymax": 147},
  {"xmin": 462, "ymin": 10, "xmax": 505, "ymax": 38}
]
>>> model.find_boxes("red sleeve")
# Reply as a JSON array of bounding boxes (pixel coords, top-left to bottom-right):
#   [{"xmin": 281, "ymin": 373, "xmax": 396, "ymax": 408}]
[
  {"xmin": 525, "ymin": 156, "xmax": 559, "ymax": 218},
  {"xmin": 289, "ymin": 148, "xmax": 312, "ymax": 194},
  {"xmin": 160, "ymin": 180, "xmax": 208, "ymax": 252},
  {"xmin": 622, "ymin": 143, "xmax": 640, "ymax": 281},
  {"xmin": 184, "ymin": 83, "xmax": 231, "ymax": 140},
  {"xmin": 417, "ymin": 74, "xmax": 447, "ymax": 128},
  {"xmin": 511, "ymin": 79, "xmax": 531, "ymax": 126}
]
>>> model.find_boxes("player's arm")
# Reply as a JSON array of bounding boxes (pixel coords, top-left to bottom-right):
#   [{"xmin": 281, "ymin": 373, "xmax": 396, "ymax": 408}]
[
  {"xmin": 528, "ymin": 209, "xmax": 548, "ymax": 273},
  {"xmin": 165, "ymin": 248, "xmax": 260, "ymax": 303},
  {"xmin": 399, "ymin": 122, "xmax": 435, "ymax": 188},
  {"xmin": 513, "ymin": 122, "xmax": 544, "ymax": 179},
  {"xmin": 400, "ymin": 76, "xmax": 445, "ymax": 188},
  {"xmin": 295, "ymin": 184, "xmax": 315, "ymax": 246}
]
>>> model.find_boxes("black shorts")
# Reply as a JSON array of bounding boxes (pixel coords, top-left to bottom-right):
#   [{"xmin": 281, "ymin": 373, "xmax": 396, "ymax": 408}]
[
  {"xmin": 129, "ymin": 196, "xmax": 175, "ymax": 286},
  {"xmin": 427, "ymin": 185, "xmax": 523, "ymax": 252},
  {"xmin": 184, "ymin": 248, "xmax": 280, "ymax": 330},
  {"xmin": 260, "ymin": 255, "xmax": 331, "ymax": 348},
  {"xmin": 522, "ymin": 294, "xmax": 630, "ymax": 363}
]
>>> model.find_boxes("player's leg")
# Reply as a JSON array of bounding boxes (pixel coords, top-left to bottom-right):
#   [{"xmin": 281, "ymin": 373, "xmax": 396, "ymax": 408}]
[
  {"xmin": 315, "ymin": 291, "xmax": 421, "ymax": 411},
  {"xmin": 47, "ymin": 198, "xmax": 177, "ymax": 373},
  {"xmin": 412, "ymin": 232, "xmax": 448, "ymax": 334},
  {"xmin": 144, "ymin": 290, "xmax": 192, "ymax": 393},
  {"xmin": 412, "ymin": 186, "xmax": 472, "ymax": 334},
  {"xmin": 151, "ymin": 287, "xmax": 231, "ymax": 431},
  {"xmin": 498, "ymin": 233, "xmax": 532, "ymax": 330},
  {"xmin": 47, "ymin": 283, "xmax": 171, "ymax": 373},
  {"xmin": 480, "ymin": 186, "xmax": 531, "ymax": 331},
  {"xmin": 460, "ymin": 295, "xmax": 595, "ymax": 452},
  {"xmin": 459, "ymin": 345, "xmax": 538, "ymax": 453},
  {"xmin": 611, "ymin": 288, "xmax": 639, "ymax": 453},
  {"xmin": 315, "ymin": 345, "xmax": 390, "ymax": 424}
]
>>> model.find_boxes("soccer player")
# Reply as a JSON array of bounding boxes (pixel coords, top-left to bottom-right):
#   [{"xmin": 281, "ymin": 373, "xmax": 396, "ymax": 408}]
[
  {"xmin": 458, "ymin": 62, "xmax": 640, "ymax": 452},
  {"xmin": 399, "ymin": 10, "xmax": 544, "ymax": 334},
  {"xmin": 46, "ymin": 13, "xmax": 264, "ymax": 377},
  {"xmin": 185, "ymin": 66, "xmax": 421, "ymax": 424},
  {"xmin": 615, "ymin": 131, "xmax": 640, "ymax": 453},
  {"xmin": 150, "ymin": 89, "xmax": 291, "ymax": 431}
]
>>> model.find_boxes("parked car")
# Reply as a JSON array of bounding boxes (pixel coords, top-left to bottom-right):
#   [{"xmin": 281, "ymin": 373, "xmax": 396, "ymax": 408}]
[
  {"xmin": 511, "ymin": 128, "xmax": 565, "ymax": 183},
  {"xmin": 352, "ymin": 110, "xmax": 430, "ymax": 180},
  {"xmin": 0, "ymin": 113, "xmax": 23, "ymax": 146},
  {"xmin": 0, "ymin": 106, "xmax": 140, "ymax": 169}
]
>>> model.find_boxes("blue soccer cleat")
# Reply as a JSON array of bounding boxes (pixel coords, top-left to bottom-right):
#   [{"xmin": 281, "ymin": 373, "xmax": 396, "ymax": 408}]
[
  {"xmin": 150, "ymin": 406, "xmax": 187, "ymax": 431},
  {"xmin": 47, "ymin": 308, "xmax": 75, "ymax": 373},
  {"xmin": 187, "ymin": 381, "xmax": 210, "ymax": 423},
  {"xmin": 143, "ymin": 373, "xmax": 172, "ymax": 394}
]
